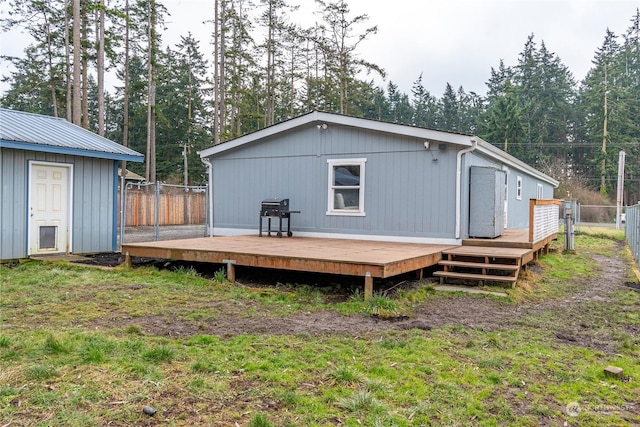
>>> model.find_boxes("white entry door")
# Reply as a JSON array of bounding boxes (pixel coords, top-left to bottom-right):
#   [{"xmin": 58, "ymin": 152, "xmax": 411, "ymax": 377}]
[{"xmin": 29, "ymin": 162, "xmax": 72, "ymax": 255}]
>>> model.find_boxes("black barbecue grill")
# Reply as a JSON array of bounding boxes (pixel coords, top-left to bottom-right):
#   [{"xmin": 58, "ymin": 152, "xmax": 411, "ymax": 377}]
[{"xmin": 259, "ymin": 198, "xmax": 300, "ymax": 237}]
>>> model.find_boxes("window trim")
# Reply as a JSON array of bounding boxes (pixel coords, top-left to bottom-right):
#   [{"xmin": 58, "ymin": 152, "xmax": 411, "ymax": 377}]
[
  {"xmin": 516, "ymin": 176, "xmax": 523, "ymax": 200},
  {"xmin": 326, "ymin": 158, "xmax": 366, "ymax": 216}
]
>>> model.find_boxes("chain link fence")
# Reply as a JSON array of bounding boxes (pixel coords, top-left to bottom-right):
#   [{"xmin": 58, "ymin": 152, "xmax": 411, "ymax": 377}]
[
  {"xmin": 117, "ymin": 182, "xmax": 209, "ymax": 245},
  {"xmin": 625, "ymin": 204, "xmax": 640, "ymax": 268}
]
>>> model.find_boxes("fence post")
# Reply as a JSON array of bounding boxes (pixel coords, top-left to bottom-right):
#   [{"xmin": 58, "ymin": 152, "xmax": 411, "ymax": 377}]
[
  {"xmin": 564, "ymin": 201, "xmax": 575, "ymax": 251},
  {"xmin": 154, "ymin": 182, "xmax": 160, "ymax": 241},
  {"xmin": 120, "ymin": 179, "xmax": 127, "ymax": 246}
]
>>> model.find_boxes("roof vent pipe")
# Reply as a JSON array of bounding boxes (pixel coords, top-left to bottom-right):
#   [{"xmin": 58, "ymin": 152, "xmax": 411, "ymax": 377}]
[{"xmin": 455, "ymin": 138, "xmax": 478, "ymax": 239}]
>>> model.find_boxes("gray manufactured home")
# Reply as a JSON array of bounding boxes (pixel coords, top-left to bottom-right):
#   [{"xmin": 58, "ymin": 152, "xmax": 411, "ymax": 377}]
[
  {"xmin": 199, "ymin": 111, "xmax": 558, "ymax": 244},
  {"xmin": 0, "ymin": 108, "xmax": 144, "ymax": 260}
]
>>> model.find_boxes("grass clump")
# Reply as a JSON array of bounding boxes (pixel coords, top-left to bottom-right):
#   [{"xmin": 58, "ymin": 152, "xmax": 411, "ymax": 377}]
[
  {"xmin": 337, "ymin": 390, "xmax": 382, "ymax": 413},
  {"xmin": 248, "ymin": 413, "xmax": 275, "ymax": 427},
  {"xmin": 0, "ymin": 336, "xmax": 11, "ymax": 348},
  {"xmin": 329, "ymin": 366, "xmax": 361, "ymax": 385},
  {"xmin": 213, "ymin": 268, "xmax": 227, "ymax": 283},
  {"xmin": 364, "ymin": 293, "xmax": 401, "ymax": 318},
  {"xmin": 26, "ymin": 364, "xmax": 58, "ymax": 381},
  {"xmin": 44, "ymin": 334, "xmax": 70, "ymax": 355},
  {"xmin": 142, "ymin": 345, "xmax": 175, "ymax": 364}
]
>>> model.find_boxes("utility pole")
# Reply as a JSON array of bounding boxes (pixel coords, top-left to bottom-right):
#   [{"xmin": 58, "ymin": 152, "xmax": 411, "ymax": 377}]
[
  {"xmin": 616, "ymin": 150, "xmax": 626, "ymax": 229},
  {"xmin": 183, "ymin": 143, "xmax": 189, "ymax": 187}
]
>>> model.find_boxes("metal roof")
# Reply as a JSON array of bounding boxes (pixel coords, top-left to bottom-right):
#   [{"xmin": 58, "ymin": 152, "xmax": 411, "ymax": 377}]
[{"xmin": 0, "ymin": 108, "xmax": 144, "ymax": 162}]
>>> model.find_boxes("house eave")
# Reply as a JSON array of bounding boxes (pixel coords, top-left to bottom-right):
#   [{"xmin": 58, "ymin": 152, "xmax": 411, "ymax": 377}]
[
  {"xmin": 474, "ymin": 138, "xmax": 559, "ymax": 187},
  {"xmin": 198, "ymin": 111, "xmax": 475, "ymax": 158},
  {"xmin": 1, "ymin": 140, "xmax": 145, "ymax": 162},
  {"xmin": 197, "ymin": 111, "xmax": 559, "ymax": 188}
]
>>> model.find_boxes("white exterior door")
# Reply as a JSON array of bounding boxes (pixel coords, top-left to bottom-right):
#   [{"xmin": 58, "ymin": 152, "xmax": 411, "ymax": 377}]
[{"xmin": 29, "ymin": 162, "xmax": 72, "ymax": 255}]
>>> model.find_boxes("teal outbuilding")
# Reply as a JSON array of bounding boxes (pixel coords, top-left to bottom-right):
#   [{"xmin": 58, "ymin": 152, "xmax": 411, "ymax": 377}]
[{"xmin": 0, "ymin": 109, "xmax": 144, "ymax": 260}]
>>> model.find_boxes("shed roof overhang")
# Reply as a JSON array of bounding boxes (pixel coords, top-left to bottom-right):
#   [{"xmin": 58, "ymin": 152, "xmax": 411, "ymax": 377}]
[
  {"xmin": 199, "ymin": 110, "xmax": 558, "ymax": 188},
  {"xmin": 0, "ymin": 139, "xmax": 144, "ymax": 162}
]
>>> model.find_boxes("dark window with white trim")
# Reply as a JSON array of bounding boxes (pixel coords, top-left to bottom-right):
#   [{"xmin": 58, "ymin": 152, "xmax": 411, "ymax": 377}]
[{"xmin": 327, "ymin": 158, "xmax": 366, "ymax": 215}]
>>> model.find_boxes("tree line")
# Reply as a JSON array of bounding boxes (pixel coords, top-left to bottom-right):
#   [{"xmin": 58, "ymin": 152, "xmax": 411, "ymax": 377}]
[{"xmin": 1, "ymin": 1, "xmax": 639, "ymax": 203}]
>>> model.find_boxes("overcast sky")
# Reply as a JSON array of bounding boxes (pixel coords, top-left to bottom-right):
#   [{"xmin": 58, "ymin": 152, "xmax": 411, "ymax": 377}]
[
  {"xmin": 1, "ymin": 0, "xmax": 639, "ymax": 97},
  {"xmin": 163, "ymin": 0, "xmax": 639, "ymax": 96}
]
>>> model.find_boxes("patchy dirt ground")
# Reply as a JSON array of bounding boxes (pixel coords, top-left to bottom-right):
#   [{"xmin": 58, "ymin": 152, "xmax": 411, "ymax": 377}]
[{"xmin": 79, "ymin": 240, "xmax": 639, "ymax": 355}]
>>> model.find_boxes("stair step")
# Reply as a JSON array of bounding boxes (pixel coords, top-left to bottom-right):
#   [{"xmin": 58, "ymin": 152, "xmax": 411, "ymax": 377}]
[
  {"xmin": 433, "ymin": 271, "xmax": 518, "ymax": 282},
  {"xmin": 441, "ymin": 249, "xmax": 525, "ymax": 259},
  {"xmin": 438, "ymin": 260, "xmax": 520, "ymax": 271}
]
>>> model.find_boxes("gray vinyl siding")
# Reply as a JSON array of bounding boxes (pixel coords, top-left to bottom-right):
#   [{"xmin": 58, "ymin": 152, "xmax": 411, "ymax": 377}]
[
  {"xmin": 464, "ymin": 151, "xmax": 555, "ymax": 232},
  {"xmin": 0, "ymin": 148, "xmax": 28, "ymax": 259},
  {"xmin": 210, "ymin": 124, "xmax": 458, "ymax": 239},
  {"xmin": 508, "ymin": 173, "xmax": 555, "ymax": 228},
  {"xmin": 72, "ymin": 156, "xmax": 115, "ymax": 253},
  {"xmin": 0, "ymin": 148, "xmax": 116, "ymax": 259}
]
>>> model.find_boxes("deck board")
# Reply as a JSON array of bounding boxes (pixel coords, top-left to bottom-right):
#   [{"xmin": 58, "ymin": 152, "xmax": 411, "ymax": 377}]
[{"xmin": 462, "ymin": 229, "xmax": 534, "ymax": 248}]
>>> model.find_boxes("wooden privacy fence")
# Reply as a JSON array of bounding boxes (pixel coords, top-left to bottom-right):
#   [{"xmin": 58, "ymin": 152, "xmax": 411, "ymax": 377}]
[{"xmin": 118, "ymin": 187, "xmax": 207, "ymax": 227}]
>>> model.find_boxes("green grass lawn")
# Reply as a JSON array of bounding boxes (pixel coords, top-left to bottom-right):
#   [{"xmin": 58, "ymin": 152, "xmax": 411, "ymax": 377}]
[{"xmin": 1, "ymin": 233, "xmax": 639, "ymax": 426}]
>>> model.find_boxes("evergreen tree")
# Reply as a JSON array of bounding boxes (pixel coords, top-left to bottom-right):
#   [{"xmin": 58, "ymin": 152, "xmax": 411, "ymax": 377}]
[
  {"xmin": 154, "ymin": 34, "xmax": 211, "ymax": 184},
  {"xmin": 513, "ymin": 35, "xmax": 576, "ymax": 168},
  {"xmin": 577, "ymin": 29, "xmax": 626, "ymax": 194},
  {"xmin": 439, "ymin": 83, "xmax": 458, "ymax": 132},
  {"xmin": 620, "ymin": 9, "xmax": 640, "ymax": 202},
  {"xmin": 480, "ymin": 79, "xmax": 525, "ymax": 157},
  {"xmin": 410, "ymin": 73, "xmax": 438, "ymax": 128},
  {"xmin": 314, "ymin": 0, "xmax": 384, "ymax": 115}
]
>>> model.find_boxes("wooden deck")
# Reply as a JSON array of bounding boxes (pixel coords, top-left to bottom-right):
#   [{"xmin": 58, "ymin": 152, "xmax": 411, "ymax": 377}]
[
  {"xmin": 122, "ymin": 236, "xmax": 454, "ymax": 298},
  {"xmin": 122, "ymin": 230, "xmax": 558, "ymax": 296},
  {"xmin": 123, "ymin": 236, "xmax": 453, "ymax": 279}
]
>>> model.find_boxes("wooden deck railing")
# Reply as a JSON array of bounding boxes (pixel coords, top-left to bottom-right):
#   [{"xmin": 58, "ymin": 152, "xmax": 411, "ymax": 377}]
[{"xmin": 529, "ymin": 199, "xmax": 561, "ymax": 243}]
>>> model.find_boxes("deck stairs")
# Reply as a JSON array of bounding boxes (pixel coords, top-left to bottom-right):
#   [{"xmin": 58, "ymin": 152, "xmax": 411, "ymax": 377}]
[{"xmin": 433, "ymin": 246, "xmax": 525, "ymax": 287}]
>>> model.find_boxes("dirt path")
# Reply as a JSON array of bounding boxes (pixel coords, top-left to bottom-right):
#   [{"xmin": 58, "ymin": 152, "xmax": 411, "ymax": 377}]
[{"xmin": 101, "ymin": 241, "xmax": 637, "ymax": 355}]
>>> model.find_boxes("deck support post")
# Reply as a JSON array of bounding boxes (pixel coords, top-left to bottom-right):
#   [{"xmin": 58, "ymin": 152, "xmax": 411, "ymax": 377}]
[
  {"xmin": 364, "ymin": 272, "xmax": 373, "ymax": 301},
  {"xmin": 223, "ymin": 259, "xmax": 236, "ymax": 282},
  {"xmin": 124, "ymin": 252, "xmax": 131, "ymax": 268},
  {"xmin": 416, "ymin": 269, "xmax": 423, "ymax": 280}
]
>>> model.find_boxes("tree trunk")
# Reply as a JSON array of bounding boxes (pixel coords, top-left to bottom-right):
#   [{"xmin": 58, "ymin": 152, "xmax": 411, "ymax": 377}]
[
  {"xmin": 121, "ymin": 0, "xmax": 130, "ymax": 174},
  {"xmin": 96, "ymin": 0, "xmax": 105, "ymax": 136},
  {"xmin": 220, "ymin": 0, "xmax": 226, "ymax": 136},
  {"xmin": 72, "ymin": 0, "xmax": 81, "ymax": 125},
  {"xmin": 146, "ymin": 0, "xmax": 157, "ymax": 183},
  {"xmin": 601, "ymin": 65, "xmax": 608, "ymax": 195},
  {"xmin": 42, "ymin": 7, "xmax": 58, "ymax": 117},
  {"xmin": 65, "ymin": 0, "xmax": 72, "ymax": 121},
  {"xmin": 213, "ymin": 0, "xmax": 226, "ymax": 145},
  {"xmin": 213, "ymin": 0, "xmax": 220, "ymax": 145},
  {"xmin": 81, "ymin": 8, "xmax": 89, "ymax": 129},
  {"xmin": 265, "ymin": 1, "xmax": 274, "ymax": 126}
]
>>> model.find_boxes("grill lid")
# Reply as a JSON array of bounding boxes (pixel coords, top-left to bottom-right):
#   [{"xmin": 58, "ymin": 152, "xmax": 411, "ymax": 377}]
[{"xmin": 261, "ymin": 198, "xmax": 289, "ymax": 208}]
